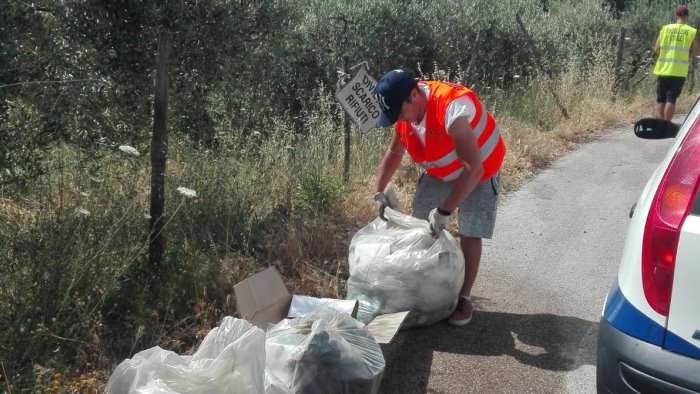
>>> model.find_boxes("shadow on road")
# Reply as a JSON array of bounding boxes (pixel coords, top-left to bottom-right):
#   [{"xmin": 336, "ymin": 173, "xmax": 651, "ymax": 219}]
[{"xmin": 379, "ymin": 304, "xmax": 599, "ymax": 393}]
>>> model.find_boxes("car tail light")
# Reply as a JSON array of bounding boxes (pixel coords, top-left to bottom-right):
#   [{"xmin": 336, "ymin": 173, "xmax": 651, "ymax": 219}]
[{"xmin": 642, "ymin": 123, "xmax": 700, "ymax": 316}]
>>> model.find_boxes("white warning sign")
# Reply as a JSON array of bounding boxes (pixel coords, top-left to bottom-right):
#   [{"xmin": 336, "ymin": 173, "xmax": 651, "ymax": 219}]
[{"xmin": 335, "ymin": 65, "xmax": 381, "ymax": 133}]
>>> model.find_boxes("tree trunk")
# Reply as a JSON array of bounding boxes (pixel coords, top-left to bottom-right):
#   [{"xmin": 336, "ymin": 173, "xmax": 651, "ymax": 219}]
[
  {"xmin": 148, "ymin": 29, "xmax": 171, "ymax": 280},
  {"xmin": 515, "ymin": 13, "xmax": 569, "ymax": 120},
  {"xmin": 612, "ymin": 27, "xmax": 625, "ymax": 102},
  {"xmin": 342, "ymin": 55, "xmax": 351, "ymax": 183},
  {"xmin": 465, "ymin": 30, "xmax": 481, "ymax": 84}
]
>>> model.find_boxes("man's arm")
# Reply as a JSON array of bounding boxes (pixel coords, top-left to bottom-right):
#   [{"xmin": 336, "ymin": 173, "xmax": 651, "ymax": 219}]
[
  {"xmin": 374, "ymin": 132, "xmax": 405, "ymax": 193},
  {"xmin": 653, "ymin": 35, "xmax": 661, "ymax": 56},
  {"xmin": 441, "ymin": 116, "xmax": 484, "ymax": 212},
  {"xmin": 691, "ymin": 38, "xmax": 699, "ymax": 61}
]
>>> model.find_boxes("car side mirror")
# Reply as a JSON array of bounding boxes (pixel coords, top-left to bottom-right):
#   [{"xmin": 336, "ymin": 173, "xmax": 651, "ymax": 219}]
[{"xmin": 633, "ymin": 118, "xmax": 680, "ymax": 139}]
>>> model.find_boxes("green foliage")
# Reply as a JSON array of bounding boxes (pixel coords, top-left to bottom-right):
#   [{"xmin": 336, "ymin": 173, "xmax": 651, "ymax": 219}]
[
  {"xmin": 2, "ymin": 0, "xmax": 687, "ymax": 186},
  {"xmin": 295, "ymin": 170, "xmax": 342, "ymax": 213}
]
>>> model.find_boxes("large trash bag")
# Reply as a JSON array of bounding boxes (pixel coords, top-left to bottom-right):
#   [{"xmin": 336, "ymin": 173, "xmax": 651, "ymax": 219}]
[
  {"xmin": 105, "ymin": 316, "xmax": 266, "ymax": 394},
  {"xmin": 265, "ymin": 308, "xmax": 385, "ymax": 394},
  {"xmin": 347, "ymin": 207, "xmax": 465, "ymax": 328}
]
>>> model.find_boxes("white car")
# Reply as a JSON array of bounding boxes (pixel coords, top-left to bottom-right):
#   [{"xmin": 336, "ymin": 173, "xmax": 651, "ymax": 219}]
[{"xmin": 597, "ymin": 104, "xmax": 700, "ymax": 393}]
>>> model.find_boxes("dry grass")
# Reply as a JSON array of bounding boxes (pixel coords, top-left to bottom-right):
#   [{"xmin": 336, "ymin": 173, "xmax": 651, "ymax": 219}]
[{"xmin": 0, "ymin": 198, "xmax": 36, "ymax": 223}]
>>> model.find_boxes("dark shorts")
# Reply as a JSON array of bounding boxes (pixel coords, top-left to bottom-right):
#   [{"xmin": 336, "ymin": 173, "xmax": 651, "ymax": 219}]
[{"xmin": 656, "ymin": 76, "xmax": 686, "ymax": 104}]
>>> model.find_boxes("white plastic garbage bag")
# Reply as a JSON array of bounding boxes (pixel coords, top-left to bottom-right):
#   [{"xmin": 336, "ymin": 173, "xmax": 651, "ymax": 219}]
[
  {"xmin": 347, "ymin": 207, "xmax": 465, "ymax": 328},
  {"xmin": 265, "ymin": 308, "xmax": 385, "ymax": 394},
  {"xmin": 105, "ymin": 316, "xmax": 266, "ymax": 394}
]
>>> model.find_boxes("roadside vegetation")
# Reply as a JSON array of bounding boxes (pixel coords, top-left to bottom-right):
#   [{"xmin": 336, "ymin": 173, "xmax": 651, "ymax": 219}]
[{"xmin": 1, "ymin": 0, "xmax": 696, "ymax": 391}]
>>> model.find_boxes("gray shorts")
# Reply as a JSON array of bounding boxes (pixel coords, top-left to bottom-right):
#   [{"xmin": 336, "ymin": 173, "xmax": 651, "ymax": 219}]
[{"xmin": 412, "ymin": 172, "xmax": 500, "ymax": 239}]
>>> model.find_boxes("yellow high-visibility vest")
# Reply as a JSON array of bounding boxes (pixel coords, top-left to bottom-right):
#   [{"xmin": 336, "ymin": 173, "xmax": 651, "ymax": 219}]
[{"xmin": 654, "ymin": 23, "xmax": 697, "ymax": 77}]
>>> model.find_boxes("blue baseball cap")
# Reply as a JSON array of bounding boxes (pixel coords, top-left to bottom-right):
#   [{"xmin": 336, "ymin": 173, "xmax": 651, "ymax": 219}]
[{"xmin": 375, "ymin": 69, "xmax": 417, "ymax": 127}]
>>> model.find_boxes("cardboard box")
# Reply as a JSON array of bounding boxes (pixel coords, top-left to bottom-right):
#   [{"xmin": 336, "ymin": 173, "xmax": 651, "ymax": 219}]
[{"xmin": 234, "ymin": 267, "xmax": 407, "ymax": 344}]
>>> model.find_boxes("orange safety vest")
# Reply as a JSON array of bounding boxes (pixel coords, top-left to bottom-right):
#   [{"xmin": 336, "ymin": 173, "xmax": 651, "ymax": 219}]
[{"xmin": 395, "ymin": 81, "xmax": 506, "ymax": 182}]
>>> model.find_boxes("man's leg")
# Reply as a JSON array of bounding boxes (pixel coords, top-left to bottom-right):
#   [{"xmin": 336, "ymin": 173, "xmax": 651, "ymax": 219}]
[
  {"xmin": 459, "ymin": 235, "xmax": 482, "ymax": 298},
  {"xmin": 663, "ymin": 77, "xmax": 685, "ymax": 121},
  {"xmin": 658, "ymin": 102, "xmax": 667, "ymax": 119},
  {"xmin": 449, "ymin": 174, "xmax": 498, "ymax": 326},
  {"xmin": 664, "ymin": 102, "xmax": 676, "ymax": 121},
  {"xmin": 447, "ymin": 236, "xmax": 481, "ymax": 326},
  {"xmin": 656, "ymin": 77, "xmax": 667, "ymax": 119}
]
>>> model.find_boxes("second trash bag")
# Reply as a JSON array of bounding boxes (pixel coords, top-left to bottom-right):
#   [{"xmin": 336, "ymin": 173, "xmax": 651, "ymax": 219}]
[
  {"xmin": 265, "ymin": 308, "xmax": 386, "ymax": 394},
  {"xmin": 347, "ymin": 208, "xmax": 465, "ymax": 328}
]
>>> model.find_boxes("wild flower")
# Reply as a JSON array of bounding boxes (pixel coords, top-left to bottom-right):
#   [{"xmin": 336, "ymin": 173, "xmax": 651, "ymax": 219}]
[
  {"xmin": 118, "ymin": 145, "xmax": 140, "ymax": 157},
  {"xmin": 176, "ymin": 186, "xmax": 197, "ymax": 198},
  {"xmin": 75, "ymin": 208, "xmax": 91, "ymax": 216}
]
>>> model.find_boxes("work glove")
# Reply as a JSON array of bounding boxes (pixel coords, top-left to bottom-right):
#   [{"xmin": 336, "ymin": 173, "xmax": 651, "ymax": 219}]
[
  {"xmin": 428, "ymin": 208, "xmax": 451, "ymax": 238},
  {"xmin": 374, "ymin": 192, "xmax": 394, "ymax": 221}
]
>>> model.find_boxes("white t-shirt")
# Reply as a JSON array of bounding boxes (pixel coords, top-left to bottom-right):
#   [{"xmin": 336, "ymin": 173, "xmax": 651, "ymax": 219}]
[{"xmin": 411, "ymin": 82, "xmax": 477, "ymax": 145}]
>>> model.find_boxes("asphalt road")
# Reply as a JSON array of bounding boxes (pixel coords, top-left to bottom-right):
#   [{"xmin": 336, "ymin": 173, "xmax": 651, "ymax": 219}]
[{"xmin": 378, "ymin": 120, "xmax": 678, "ymax": 394}]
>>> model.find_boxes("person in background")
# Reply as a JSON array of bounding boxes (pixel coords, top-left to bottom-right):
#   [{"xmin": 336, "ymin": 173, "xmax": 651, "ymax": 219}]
[
  {"xmin": 653, "ymin": 4, "xmax": 698, "ymax": 121},
  {"xmin": 372, "ymin": 69, "xmax": 506, "ymax": 326}
]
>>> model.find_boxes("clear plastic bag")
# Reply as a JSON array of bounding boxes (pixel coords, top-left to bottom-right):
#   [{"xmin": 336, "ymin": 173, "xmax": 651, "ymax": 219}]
[
  {"xmin": 347, "ymin": 207, "xmax": 465, "ymax": 328},
  {"xmin": 265, "ymin": 308, "xmax": 385, "ymax": 394},
  {"xmin": 105, "ymin": 317, "xmax": 266, "ymax": 394}
]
